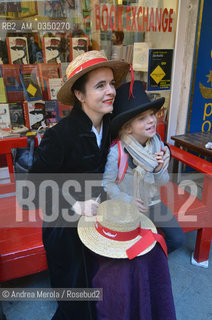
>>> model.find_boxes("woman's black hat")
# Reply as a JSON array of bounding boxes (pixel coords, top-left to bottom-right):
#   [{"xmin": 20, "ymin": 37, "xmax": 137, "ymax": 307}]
[{"xmin": 111, "ymin": 80, "xmax": 165, "ymax": 138}]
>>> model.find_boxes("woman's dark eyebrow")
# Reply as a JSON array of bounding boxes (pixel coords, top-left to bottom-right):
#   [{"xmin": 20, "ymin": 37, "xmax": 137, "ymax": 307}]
[
  {"xmin": 95, "ymin": 80, "xmax": 106, "ymax": 86},
  {"xmin": 95, "ymin": 79, "xmax": 115, "ymax": 87}
]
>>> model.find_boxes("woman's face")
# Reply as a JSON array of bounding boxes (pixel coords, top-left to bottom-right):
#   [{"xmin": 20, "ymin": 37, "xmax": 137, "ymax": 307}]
[
  {"xmin": 75, "ymin": 67, "xmax": 116, "ymax": 120},
  {"xmin": 127, "ymin": 109, "xmax": 157, "ymax": 145}
]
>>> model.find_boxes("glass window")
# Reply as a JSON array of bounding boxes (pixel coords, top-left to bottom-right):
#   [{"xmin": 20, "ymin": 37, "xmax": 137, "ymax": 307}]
[{"xmin": 0, "ymin": 0, "xmax": 178, "ymax": 131}]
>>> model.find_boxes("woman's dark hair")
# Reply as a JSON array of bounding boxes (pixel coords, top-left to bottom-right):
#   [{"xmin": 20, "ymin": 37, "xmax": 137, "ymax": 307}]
[{"xmin": 71, "ymin": 72, "xmax": 89, "ymax": 108}]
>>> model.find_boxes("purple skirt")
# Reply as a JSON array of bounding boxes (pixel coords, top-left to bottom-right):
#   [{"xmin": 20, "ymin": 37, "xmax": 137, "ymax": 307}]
[{"xmin": 92, "ymin": 243, "xmax": 176, "ymax": 320}]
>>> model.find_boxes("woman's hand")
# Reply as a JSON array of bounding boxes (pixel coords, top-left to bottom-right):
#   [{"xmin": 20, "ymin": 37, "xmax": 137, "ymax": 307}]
[
  {"xmin": 153, "ymin": 151, "xmax": 164, "ymax": 173},
  {"xmin": 72, "ymin": 199, "xmax": 99, "ymax": 216},
  {"xmin": 132, "ymin": 198, "xmax": 149, "ymax": 214}
]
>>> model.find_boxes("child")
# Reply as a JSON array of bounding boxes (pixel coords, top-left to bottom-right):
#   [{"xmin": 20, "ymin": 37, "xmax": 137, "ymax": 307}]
[{"xmin": 103, "ymin": 80, "xmax": 185, "ymax": 253}]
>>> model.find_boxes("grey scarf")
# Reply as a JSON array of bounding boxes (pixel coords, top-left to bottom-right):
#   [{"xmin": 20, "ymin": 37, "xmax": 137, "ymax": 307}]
[{"xmin": 121, "ymin": 134, "xmax": 169, "ymax": 206}]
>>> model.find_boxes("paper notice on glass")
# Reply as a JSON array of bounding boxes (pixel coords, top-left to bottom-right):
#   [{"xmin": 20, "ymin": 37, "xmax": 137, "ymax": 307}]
[
  {"xmin": 132, "ymin": 42, "xmax": 151, "ymax": 72},
  {"xmin": 205, "ymin": 142, "xmax": 212, "ymax": 149}
]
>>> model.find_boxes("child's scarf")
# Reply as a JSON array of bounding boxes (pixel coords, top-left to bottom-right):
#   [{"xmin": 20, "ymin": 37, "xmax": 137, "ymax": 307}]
[{"xmin": 121, "ymin": 134, "xmax": 168, "ymax": 206}]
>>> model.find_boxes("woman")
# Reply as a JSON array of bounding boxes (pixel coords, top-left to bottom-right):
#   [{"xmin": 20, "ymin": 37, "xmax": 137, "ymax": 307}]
[
  {"xmin": 77, "ymin": 81, "xmax": 177, "ymax": 320},
  {"xmin": 29, "ymin": 50, "xmax": 129, "ymax": 320}
]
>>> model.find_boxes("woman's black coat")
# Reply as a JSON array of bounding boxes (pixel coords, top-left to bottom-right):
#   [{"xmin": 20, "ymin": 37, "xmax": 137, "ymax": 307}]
[{"xmin": 30, "ymin": 107, "xmax": 111, "ymax": 320}]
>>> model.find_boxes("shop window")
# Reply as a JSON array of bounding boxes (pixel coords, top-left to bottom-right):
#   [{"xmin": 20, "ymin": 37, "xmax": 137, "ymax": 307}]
[{"xmin": 0, "ymin": 0, "xmax": 177, "ymax": 136}]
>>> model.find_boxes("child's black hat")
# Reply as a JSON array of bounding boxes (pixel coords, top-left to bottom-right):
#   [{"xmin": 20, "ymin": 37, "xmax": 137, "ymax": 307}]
[{"xmin": 111, "ymin": 80, "xmax": 165, "ymax": 138}]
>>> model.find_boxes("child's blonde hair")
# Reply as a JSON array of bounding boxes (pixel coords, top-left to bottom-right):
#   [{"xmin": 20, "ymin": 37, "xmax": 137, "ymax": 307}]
[
  {"xmin": 118, "ymin": 118, "xmax": 132, "ymax": 139},
  {"xmin": 118, "ymin": 108, "xmax": 157, "ymax": 140}
]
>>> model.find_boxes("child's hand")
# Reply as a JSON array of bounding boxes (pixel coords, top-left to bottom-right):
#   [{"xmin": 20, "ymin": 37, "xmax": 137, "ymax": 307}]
[
  {"xmin": 153, "ymin": 151, "xmax": 164, "ymax": 172},
  {"xmin": 132, "ymin": 198, "xmax": 149, "ymax": 214}
]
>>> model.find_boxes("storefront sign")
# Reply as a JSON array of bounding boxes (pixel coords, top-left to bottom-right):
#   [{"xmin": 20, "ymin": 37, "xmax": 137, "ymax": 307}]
[
  {"xmin": 147, "ymin": 49, "xmax": 173, "ymax": 91},
  {"xmin": 188, "ymin": 0, "xmax": 212, "ymax": 133},
  {"xmin": 95, "ymin": 5, "xmax": 174, "ymax": 32}
]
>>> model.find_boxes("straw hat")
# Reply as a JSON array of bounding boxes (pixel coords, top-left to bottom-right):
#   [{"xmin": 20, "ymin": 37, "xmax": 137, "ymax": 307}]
[
  {"xmin": 57, "ymin": 50, "xmax": 130, "ymax": 105},
  {"xmin": 111, "ymin": 81, "xmax": 165, "ymax": 138},
  {"xmin": 78, "ymin": 200, "xmax": 158, "ymax": 259}
]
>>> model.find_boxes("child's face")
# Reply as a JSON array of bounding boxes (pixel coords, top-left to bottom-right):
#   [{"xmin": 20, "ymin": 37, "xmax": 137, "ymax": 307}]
[{"xmin": 127, "ymin": 109, "xmax": 157, "ymax": 145}]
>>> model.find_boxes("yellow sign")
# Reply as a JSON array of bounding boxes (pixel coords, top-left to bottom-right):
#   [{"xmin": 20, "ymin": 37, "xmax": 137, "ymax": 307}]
[
  {"xmin": 150, "ymin": 65, "xmax": 165, "ymax": 84},
  {"xmin": 27, "ymin": 83, "xmax": 37, "ymax": 97}
]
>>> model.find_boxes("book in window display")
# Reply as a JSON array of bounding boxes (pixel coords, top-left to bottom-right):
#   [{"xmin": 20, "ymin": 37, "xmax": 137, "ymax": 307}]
[
  {"xmin": 83, "ymin": 10, "xmax": 91, "ymax": 33},
  {"xmin": 65, "ymin": 0, "xmax": 75, "ymax": 10},
  {"xmin": 58, "ymin": 102, "xmax": 72, "ymax": 118},
  {"xmin": 59, "ymin": 35, "xmax": 70, "ymax": 63},
  {"xmin": 0, "ymin": 38, "xmax": 8, "ymax": 64},
  {"xmin": 0, "ymin": 52, "xmax": 3, "ymax": 65},
  {"xmin": 20, "ymin": 64, "xmax": 42, "ymax": 101},
  {"xmin": 1, "ymin": 64, "xmax": 24, "ymax": 103},
  {"xmin": 0, "ymin": 104, "xmax": 11, "ymax": 129},
  {"xmin": 17, "ymin": 1, "xmax": 38, "ymax": 18},
  {"xmin": 82, "ymin": 0, "xmax": 90, "ymax": 11},
  {"xmin": 6, "ymin": 37, "xmax": 29, "ymax": 65},
  {"xmin": 38, "ymin": 0, "xmax": 67, "ymax": 17},
  {"xmin": 28, "ymin": 36, "xmax": 44, "ymax": 64},
  {"xmin": 61, "ymin": 62, "xmax": 69, "ymax": 82},
  {"xmin": 126, "ymin": 45, "xmax": 133, "ymax": 65},
  {"xmin": 0, "ymin": 1, "xmax": 21, "ymax": 18},
  {"xmin": 0, "ymin": 66, "xmax": 7, "ymax": 103},
  {"xmin": 133, "ymin": 42, "xmax": 150, "ymax": 72},
  {"xmin": 9, "ymin": 102, "xmax": 25, "ymax": 128},
  {"xmin": 0, "ymin": 1, "xmax": 37, "ymax": 19},
  {"xmin": 42, "ymin": 37, "xmax": 62, "ymax": 64},
  {"xmin": 47, "ymin": 78, "xmax": 64, "ymax": 100},
  {"xmin": 45, "ymin": 100, "xmax": 60, "ymax": 125},
  {"xmin": 70, "ymin": 36, "xmax": 89, "ymax": 61},
  {"xmin": 0, "ymin": 78, "xmax": 7, "ymax": 103},
  {"xmin": 38, "ymin": 63, "xmax": 62, "ymax": 100},
  {"xmin": 23, "ymin": 100, "xmax": 46, "ymax": 130},
  {"xmin": 3, "ymin": 2, "xmax": 22, "ymax": 13},
  {"xmin": 111, "ymin": 45, "xmax": 123, "ymax": 61},
  {"xmin": 147, "ymin": 49, "xmax": 173, "ymax": 91}
]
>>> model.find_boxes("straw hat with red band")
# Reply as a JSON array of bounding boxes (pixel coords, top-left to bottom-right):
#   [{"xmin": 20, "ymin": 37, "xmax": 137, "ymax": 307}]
[
  {"xmin": 77, "ymin": 200, "xmax": 167, "ymax": 259},
  {"xmin": 57, "ymin": 50, "xmax": 130, "ymax": 106}
]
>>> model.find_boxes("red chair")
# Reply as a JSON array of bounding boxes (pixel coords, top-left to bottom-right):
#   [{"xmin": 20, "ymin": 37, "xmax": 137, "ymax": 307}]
[
  {"xmin": 160, "ymin": 144, "xmax": 212, "ymax": 267},
  {"xmin": 156, "ymin": 121, "xmax": 166, "ymax": 142},
  {"xmin": 0, "ymin": 137, "xmax": 47, "ymax": 318}
]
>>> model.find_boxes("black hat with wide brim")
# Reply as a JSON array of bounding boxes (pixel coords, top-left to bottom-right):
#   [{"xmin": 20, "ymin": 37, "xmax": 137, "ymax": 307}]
[{"xmin": 111, "ymin": 81, "xmax": 165, "ymax": 138}]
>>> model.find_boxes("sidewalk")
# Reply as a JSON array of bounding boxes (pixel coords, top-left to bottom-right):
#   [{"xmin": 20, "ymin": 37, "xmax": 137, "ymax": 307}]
[
  {"xmin": 168, "ymin": 230, "xmax": 212, "ymax": 320},
  {"xmin": 2, "ymin": 230, "xmax": 212, "ymax": 320}
]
